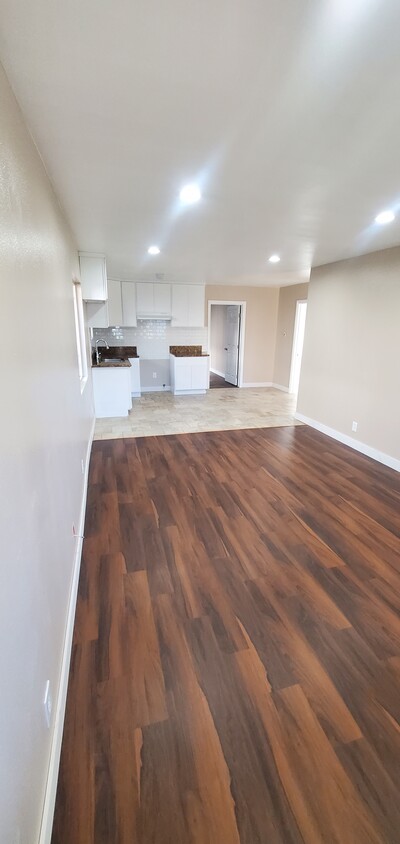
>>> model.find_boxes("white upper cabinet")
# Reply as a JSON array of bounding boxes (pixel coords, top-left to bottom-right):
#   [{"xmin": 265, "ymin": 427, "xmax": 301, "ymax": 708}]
[
  {"xmin": 154, "ymin": 283, "xmax": 171, "ymax": 315},
  {"xmin": 107, "ymin": 279, "xmax": 123, "ymax": 325},
  {"xmin": 86, "ymin": 301, "xmax": 108, "ymax": 329},
  {"xmin": 136, "ymin": 283, "xmax": 154, "ymax": 315},
  {"xmin": 121, "ymin": 282, "xmax": 137, "ymax": 326},
  {"xmin": 172, "ymin": 284, "xmax": 205, "ymax": 327},
  {"xmin": 188, "ymin": 285, "xmax": 205, "ymax": 327},
  {"xmin": 171, "ymin": 285, "xmax": 188, "ymax": 326},
  {"xmin": 136, "ymin": 282, "xmax": 171, "ymax": 317},
  {"xmin": 79, "ymin": 253, "xmax": 107, "ymax": 301}
]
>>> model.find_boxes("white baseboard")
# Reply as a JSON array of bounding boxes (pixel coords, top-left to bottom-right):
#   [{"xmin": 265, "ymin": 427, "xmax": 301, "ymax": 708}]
[
  {"xmin": 141, "ymin": 385, "xmax": 171, "ymax": 393},
  {"xmin": 39, "ymin": 415, "xmax": 96, "ymax": 844},
  {"xmin": 241, "ymin": 381, "xmax": 273, "ymax": 388},
  {"xmin": 271, "ymin": 382, "xmax": 289, "ymax": 392},
  {"xmin": 295, "ymin": 413, "xmax": 400, "ymax": 473},
  {"xmin": 210, "ymin": 367, "xmax": 225, "ymax": 378}
]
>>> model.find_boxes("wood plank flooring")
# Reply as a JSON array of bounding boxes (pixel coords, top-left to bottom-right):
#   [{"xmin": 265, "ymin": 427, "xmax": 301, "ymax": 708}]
[{"xmin": 52, "ymin": 425, "xmax": 400, "ymax": 844}]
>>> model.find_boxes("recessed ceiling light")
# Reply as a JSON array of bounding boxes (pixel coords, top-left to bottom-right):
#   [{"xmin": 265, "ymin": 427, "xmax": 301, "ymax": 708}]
[
  {"xmin": 179, "ymin": 183, "xmax": 201, "ymax": 204},
  {"xmin": 375, "ymin": 210, "xmax": 395, "ymax": 225},
  {"xmin": 148, "ymin": 245, "xmax": 160, "ymax": 255},
  {"xmin": 269, "ymin": 254, "xmax": 281, "ymax": 263}
]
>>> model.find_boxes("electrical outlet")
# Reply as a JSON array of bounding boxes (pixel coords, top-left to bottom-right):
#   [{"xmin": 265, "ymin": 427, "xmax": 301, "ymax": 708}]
[
  {"xmin": 44, "ymin": 680, "xmax": 52, "ymax": 728},
  {"xmin": 152, "ymin": 371, "xmax": 157, "ymax": 379},
  {"xmin": 352, "ymin": 421, "xmax": 358, "ymax": 433}
]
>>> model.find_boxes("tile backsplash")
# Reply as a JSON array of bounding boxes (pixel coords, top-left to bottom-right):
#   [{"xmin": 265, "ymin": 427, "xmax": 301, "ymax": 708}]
[{"xmin": 92, "ymin": 321, "xmax": 208, "ymax": 360}]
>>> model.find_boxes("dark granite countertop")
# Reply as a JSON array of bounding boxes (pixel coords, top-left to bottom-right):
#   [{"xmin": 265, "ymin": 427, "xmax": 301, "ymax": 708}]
[
  {"xmin": 91, "ymin": 345, "xmax": 139, "ymax": 368},
  {"xmin": 92, "ymin": 359, "xmax": 131, "ymax": 368},
  {"xmin": 169, "ymin": 345, "xmax": 209, "ymax": 357}
]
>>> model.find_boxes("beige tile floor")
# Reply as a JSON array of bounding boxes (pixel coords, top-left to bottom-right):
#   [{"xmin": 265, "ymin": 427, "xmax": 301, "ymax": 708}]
[{"xmin": 94, "ymin": 387, "xmax": 302, "ymax": 440}]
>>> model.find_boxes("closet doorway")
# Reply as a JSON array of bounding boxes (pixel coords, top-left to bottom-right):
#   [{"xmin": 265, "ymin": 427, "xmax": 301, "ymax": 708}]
[{"xmin": 208, "ymin": 301, "xmax": 246, "ymax": 388}]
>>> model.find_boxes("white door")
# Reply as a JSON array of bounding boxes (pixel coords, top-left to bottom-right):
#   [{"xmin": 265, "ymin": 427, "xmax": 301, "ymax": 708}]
[
  {"xmin": 289, "ymin": 301, "xmax": 307, "ymax": 394},
  {"xmin": 224, "ymin": 305, "xmax": 240, "ymax": 385}
]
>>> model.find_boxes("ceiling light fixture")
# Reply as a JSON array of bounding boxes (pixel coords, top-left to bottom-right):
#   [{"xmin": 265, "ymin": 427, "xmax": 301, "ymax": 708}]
[
  {"xmin": 148, "ymin": 245, "xmax": 160, "ymax": 255},
  {"xmin": 179, "ymin": 183, "xmax": 201, "ymax": 204},
  {"xmin": 269, "ymin": 254, "xmax": 281, "ymax": 263},
  {"xmin": 375, "ymin": 210, "xmax": 395, "ymax": 225}
]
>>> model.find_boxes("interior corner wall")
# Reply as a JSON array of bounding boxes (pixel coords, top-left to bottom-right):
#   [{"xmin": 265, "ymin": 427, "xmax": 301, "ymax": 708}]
[
  {"xmin": 205, "ymin": 285, "xmax": 279, "ymax": 384},
  {"xmin": 0, "ymin": 61, "xmax": 94, "ymax": 842},
  {"xmin": 273, "ymin": 282, "xmax": 309, "ymax": 388},
  {"xmin": 297, "ymin": 246, "xmax": 400, "ymax": 464}
]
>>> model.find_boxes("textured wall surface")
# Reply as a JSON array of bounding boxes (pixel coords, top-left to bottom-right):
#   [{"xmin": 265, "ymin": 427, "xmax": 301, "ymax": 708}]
[
  {"xmin": 0, "ymin": 61, "xmax": 94, "ymax": 842},
  {"xmin": 298, "ymin": 247, "xmax": 400, "ymax": 462}
]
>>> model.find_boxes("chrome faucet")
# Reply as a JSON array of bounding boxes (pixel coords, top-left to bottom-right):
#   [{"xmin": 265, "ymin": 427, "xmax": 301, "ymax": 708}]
[{"xmin": 95, "ymin": 338, "xmax": 109, "ymax": 364}]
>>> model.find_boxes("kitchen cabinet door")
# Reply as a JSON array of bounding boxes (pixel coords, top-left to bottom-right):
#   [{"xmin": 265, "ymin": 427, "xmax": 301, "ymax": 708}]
[
  {"xmin": 188, "ymin": 285, "xmax": 205, "ymax": 327},
  {"xmin": 107, "ymin": 280, "xmax": 123, "ymax": 325},
  {"xmin": 171, "ymin": 285, "xmax": 188, "ymax": 326},
  {"xmin": 121, "ymin": 282, "xmax": 137, "ymax": 326},
  {"xmin": 86, "ymin": 301, "xmax": 108, "ymax": 329},
  {"xmin": 79, "ymin": 253, "xmax": 107, "ymax": 301},
  {"xmin": 191, "ymin": 357, "xmax": 209, "ymax": 389},
  {"xmin": 136, "ymin": 282, "xmax": 154, "ymax": 315},
  {"xmin": 174, "ymin": 361, "xmax": 192, "ymax": 391},
  {"xmin": 154, "ymin": 283, "xmax": 171, "ymax": 315}
]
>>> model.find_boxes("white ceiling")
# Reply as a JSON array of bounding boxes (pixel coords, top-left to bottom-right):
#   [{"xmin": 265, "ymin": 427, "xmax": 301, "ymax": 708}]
[{"xmin": 1, "ymin": 0, "xmax": 400, "ymax": 285}]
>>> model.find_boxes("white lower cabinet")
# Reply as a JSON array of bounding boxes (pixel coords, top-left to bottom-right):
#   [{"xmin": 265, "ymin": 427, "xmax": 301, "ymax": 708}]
[
  {"xmin": 92, "ymin": 367, "xmax": 132, "ymax": 417},
  {"xmin": 170, "ymin": 355, "xmax": 209, "ymax": 395},
  {"xmin": 128, "ymin": 358, "xmax": 141, "ymax": 397}
]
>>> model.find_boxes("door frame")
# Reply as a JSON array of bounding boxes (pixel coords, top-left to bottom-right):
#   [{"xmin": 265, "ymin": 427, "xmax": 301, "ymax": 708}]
[
  {"xmin": 208, "ymin": 300, "xmax": 246, "ymax": 388},
  {"xmin": 289, "ymin": 299, "xmax": 307, "ymax": 394}
]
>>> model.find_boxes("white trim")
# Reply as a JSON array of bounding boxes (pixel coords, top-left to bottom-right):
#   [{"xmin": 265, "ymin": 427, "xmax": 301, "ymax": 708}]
[
  {"xmin": 271, "ymin": 383, "xmax": 289, "ymax": 392},
  {"xmin": 295, "ymin": 413, "xmax": 400, "ymax": 473},
  {"xmin": 207, "ymin": 300, "xmax": 246, "ymax": 388},
  {"xmin": 172, "ymin": 389, "xmax": 207, "ymax": 396},
  {"xmin": 39, "ymin": 416, "xmax": 96, "ymax": 844},
  {"xmin": 141, "ymin": 385, "xmax": 171, "ymax": 393},
  {"xmin": 241, "ymin": 381, "xmax": 273, "ymax": 388},
  {"xmin": 210, "ymin": 367, "xmax": 225, "ymax": 378}
]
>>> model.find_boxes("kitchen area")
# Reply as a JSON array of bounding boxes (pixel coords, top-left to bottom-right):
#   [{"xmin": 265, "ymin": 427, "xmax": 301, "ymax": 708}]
[{"xmin": 80, "ymin": 253, "xmax": 210, "ymax": 420}]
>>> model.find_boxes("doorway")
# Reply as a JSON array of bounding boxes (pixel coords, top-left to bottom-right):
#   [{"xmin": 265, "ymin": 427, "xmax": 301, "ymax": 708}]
[
  {"xmin": 208, "ymin": 302, "xmax": 245, "ymax": 388},
  {"xmin": 289, "ymin": 300, "xmax": 307, "ymax": 394}
]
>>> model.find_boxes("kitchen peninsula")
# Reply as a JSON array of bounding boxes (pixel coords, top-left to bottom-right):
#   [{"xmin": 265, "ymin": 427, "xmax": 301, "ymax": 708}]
[
  {"xmin": 91, "ymin": 346, "xmax": 140, "ymax": 417},
  {"xmin": 169, "ymin": 346, "xmax": 209, "ymax": 395}
]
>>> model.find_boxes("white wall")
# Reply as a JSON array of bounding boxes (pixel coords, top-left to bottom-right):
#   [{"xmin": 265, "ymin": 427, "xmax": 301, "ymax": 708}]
[
  {"xmin": 206, "ymin": 285, "xmax": 279, "ymax": 384},
  {"xmin": 297, "ymin": 246, "xmax": 400, "ymax": 467},
  {"xmin": 0, "ymin": 61, "xmax": 94, "ymax": 842}
]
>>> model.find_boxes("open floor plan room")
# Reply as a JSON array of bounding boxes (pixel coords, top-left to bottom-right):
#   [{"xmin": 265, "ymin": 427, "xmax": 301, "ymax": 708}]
[{"xmin": 52, "ymin": 425, "xmax": 400, "ymax": 844}]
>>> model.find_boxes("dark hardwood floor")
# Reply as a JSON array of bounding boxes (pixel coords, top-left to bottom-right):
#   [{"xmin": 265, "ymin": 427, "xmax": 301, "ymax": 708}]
[
  {"xmin": 209, "ymin": 371, "xmax": 236, "ymax": 388},
  {"xmin": 52, "ymin": 425, "xmax": 400, "ymax": 844}
]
